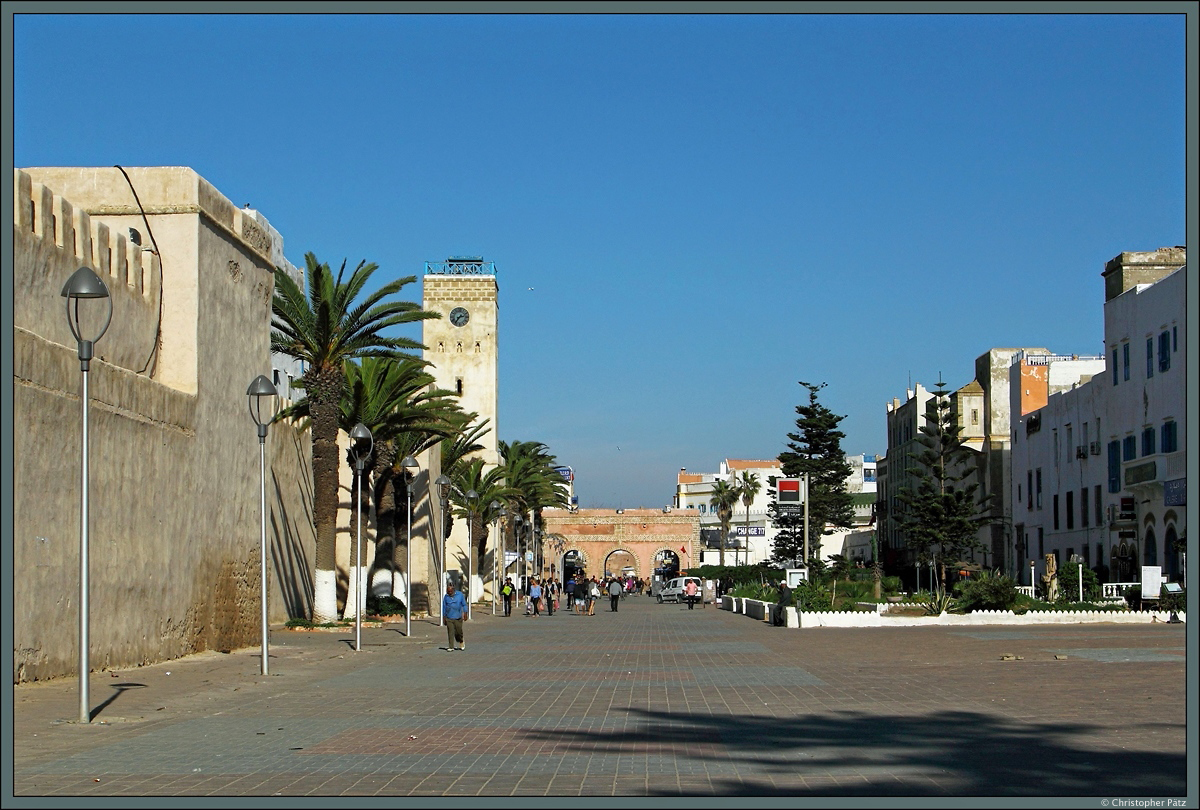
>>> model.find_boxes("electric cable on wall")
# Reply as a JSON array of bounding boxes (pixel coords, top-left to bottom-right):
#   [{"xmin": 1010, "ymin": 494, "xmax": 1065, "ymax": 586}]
[{"xmin": 114, "ymin": 164, "xmax": 164, "ymax": 375}]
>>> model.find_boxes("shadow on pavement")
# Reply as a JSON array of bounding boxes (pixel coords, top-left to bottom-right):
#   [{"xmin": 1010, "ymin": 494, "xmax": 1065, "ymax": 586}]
[{"xmin": 520, "ymin": 706, "xmax": 1185, "ymax": 796}]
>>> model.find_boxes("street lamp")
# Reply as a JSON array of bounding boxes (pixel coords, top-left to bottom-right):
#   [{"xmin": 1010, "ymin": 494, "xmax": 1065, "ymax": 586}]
[
  {"xmin": 401, "ymin": 455, "xmax": 420, "ymax": 638},
  {"xmin": 348, "ymin": 423, "xmax": 373, "ymax": 652},
  {"xmin": 513, "ymin": 512, "xmax": 524, "ymax": 593},
  {"xmin": 490, "ymin": 501, "xmax": 503, "ymax": 615},
  {"xmin": 247, "ymin": 375, "xmax": 278, "ymax": 675},
  {"xmin": 62, "ymin": 266, "xmax": 112, "ymax": 725},
  {"xmin": 465, "ymin": 489, "xmax": 478, "ymax": 605},
  {"xmin": 435, "ymin": 474, "xmax": 451, "ymax": 626}
]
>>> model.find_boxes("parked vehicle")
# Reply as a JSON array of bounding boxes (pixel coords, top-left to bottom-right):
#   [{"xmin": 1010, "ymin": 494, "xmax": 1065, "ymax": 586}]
[{"xmin": 657, "ymin": 576, "xmax": 703, "ymax": 604}]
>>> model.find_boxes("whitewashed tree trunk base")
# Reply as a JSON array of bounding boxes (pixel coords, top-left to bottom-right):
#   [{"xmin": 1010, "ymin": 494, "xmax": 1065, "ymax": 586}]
[{"xmin": 313, "ymin": 568, "xmax": 339, "ymax": 624}]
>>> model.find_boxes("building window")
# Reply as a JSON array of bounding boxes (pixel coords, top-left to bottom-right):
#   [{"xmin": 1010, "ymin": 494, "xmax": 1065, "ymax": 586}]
[
  {"xmin": 1108, "ymin": 442, "xmax": 1121, "ymax": 493},
  {"xmin": 1053, "ymin": 494, "xmax": 1060, "ymax": 530},
  {"xmin": 1095, "ymin": 486, "xmax": 1103, "ymax": 527},
  {"xmin": 1142, "ymin": 426, "xmax": 1156, "ymax": 457},
  {"xmin": 1080, "ymin": 488, "xmax": 1088, "ymax": 528},
  {"xmin": 1162, "ymin": 420, "xmax": 1178, "ymax": 453},
  {"xmin": 1038, "ymin": 527, "xmax": 1044, "ymax": 558},
  {"xmin": 1066, "ymin": 491, "xmax": 1074, "ymax": 530},
  {"xmin": 1159, "ymin": 331, "xmax": 1171, "ymax": 372},
  {"xmin": 1123, "ymin": 436, "xmax": 1136, "ymax": 461},
  {"xmin": 1112, "ymin": 347, "xmax": 1118, "ymax": 385},
  {"xmin": 1036, "ymin": 469, "xmax": 1042, "ymax": 509},
  {"xmin": 1172, "ymin": 325, "xmax": 1177, "ymax": 351},
  {"xmin": 1122, "ymin": 342, "xmax": 1130, "ymax": 381},
  {"xmin": 1147, "ymin": 338, "xmax": 1154, "ymax": 378},
  {"xmin": 1027, "ymin": 471, "xmax": 1033, "ymax": 510},
  {"xmin": 1066, "ymin": 425, "xmax": 1073, "ymax": 463},
  {"xmin": 971, "ymin": 409, "xmax": 979, "ymax": 426}
]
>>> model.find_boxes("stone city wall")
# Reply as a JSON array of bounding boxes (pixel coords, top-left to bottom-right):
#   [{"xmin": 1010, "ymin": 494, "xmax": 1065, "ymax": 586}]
[{"xmin": 13, "ymin": 168, "xmax": 315, "ymax": 683}]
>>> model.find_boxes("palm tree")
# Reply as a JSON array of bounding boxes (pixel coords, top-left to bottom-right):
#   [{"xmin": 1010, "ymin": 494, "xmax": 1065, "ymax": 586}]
[
  {"xmin": 736, "ymin": 471, "xmax": 761, "ymax": 567},
  {"xmin": 500, "ymin": 440, "xmax": 570, "ymax": 577},
  {"xmin": 342, "ymin": 357, "xmax": 462, "ymax": 605},
  {"xmin": 280, "ymin": 356, "xmax": 463, "ymax": 617},
  {"xmin": 271, "ymin": 253, "xmax": 437, "ymax": 623},
  {"xmin": 709, "ymin": 479, "xmax": 739, "ymax": 568},
  {"xmin": 447, "ymin": 457, "xmax": 518, "ymax": 599}
]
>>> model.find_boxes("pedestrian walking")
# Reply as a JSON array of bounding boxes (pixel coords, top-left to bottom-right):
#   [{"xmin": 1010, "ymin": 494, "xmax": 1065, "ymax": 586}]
[
  {"xmin": 529, "ymin": 578, "xmax": 543, "ymax": 617},
  {"xmin": 684, "ymin": 578, "xmax": 699, "ymax": 609},
  {"xmin": 501, "ymin": 577, "xmax": 514, "ymax": 616},
  {"xmin": 588, "ymin": 577, "xmax": 600, "ymax": 615},
  {"xmin": 441, "ymin": 582, "xmax": 468, "ymax": 650},
  {"xmin": 608, "ymin": 577, "xmax": 622, "ymax": 612},
  {"xmin": 564, "ymin": 576, "xmax": 575, "ymax": 611},
  {"xmin": 545, "ymin": 577, "xmax": 558, "ymax": 616}
]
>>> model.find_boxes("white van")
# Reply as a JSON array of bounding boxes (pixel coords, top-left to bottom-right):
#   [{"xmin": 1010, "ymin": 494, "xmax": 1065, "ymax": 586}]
[{"xmin": 657, "ymin": 576, "xmax": 703, "ymax": 604}]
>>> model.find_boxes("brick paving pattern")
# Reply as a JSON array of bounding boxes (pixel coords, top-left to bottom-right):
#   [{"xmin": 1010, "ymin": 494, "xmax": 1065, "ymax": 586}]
[{"xmin": 8, "ymin": 595, "xmax": 1190, "ymax": 799}]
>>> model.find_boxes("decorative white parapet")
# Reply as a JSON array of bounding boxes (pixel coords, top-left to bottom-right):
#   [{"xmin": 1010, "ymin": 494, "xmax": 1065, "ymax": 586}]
[{"xmin": 723, "ymin": 598, "xmax": 1185, "ymax": 627}]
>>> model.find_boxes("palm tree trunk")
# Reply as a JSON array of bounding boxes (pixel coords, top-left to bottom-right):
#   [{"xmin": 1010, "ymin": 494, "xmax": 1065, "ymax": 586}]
[
  {"xmin": 308, "ymin": 369, "xmax": 343, "ymax": 624},
  {"xmin": 343, "ymin": 467, "xmax": 371, "ymax": 621},
  {"xmin": 370, "ymin": 442, "xmax": 398, "ymax": 599}
]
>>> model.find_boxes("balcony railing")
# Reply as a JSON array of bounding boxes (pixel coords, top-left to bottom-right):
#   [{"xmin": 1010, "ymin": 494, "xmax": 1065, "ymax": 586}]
[{"xmin": 1123, "ymin": 451, "xmax": 1185, "ymax": 489}]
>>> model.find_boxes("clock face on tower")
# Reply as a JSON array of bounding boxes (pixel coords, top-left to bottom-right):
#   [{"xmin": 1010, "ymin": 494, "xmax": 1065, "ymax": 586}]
[{"xmin": 449, "ymin": 306, "xmax": 470, "ymax": 327}]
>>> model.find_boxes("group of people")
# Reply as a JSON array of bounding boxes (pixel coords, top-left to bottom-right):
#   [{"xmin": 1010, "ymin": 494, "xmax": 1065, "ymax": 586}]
[{"xmin": 494, "ymin": 572, "xmax": 641, "ymax": 616}]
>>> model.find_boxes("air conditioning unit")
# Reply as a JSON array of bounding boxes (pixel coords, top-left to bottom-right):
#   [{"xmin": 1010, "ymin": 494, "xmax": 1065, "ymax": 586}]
[
  {"xmin": 1107, "ymin": 504, "xmax": 1117, "ymax": 524},
  {"xmin": 1090, "ymin": 441, "xmax": 1102, "ymax": 455}
]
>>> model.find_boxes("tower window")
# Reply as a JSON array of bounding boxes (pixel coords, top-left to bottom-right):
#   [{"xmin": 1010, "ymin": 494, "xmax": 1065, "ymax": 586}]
[{"xmin": 455, "ymin": 378, "xmax": 463, "ymax": 396}]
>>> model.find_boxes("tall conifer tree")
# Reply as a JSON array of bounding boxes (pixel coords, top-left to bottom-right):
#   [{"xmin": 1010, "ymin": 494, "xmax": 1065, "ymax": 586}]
[{"xmin": 776, "ymin": 381, "xmax": 855, "ymax": 564}]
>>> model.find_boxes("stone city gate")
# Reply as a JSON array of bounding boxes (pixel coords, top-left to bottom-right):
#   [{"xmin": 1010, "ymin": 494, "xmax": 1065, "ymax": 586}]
[{"xmin": 540, "ymin": 508, "xmax": 701, "ymax": 581}]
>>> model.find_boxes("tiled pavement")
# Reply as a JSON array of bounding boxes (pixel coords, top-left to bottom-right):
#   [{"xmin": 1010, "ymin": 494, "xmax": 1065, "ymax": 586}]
[{"xmin": 6, "ymin": 596, "xmax": 1192, "ymax": 800}]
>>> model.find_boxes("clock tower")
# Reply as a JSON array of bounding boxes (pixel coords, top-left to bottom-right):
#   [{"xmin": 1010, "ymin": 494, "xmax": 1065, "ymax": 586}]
[{"xmin": 422, "ymin": 256, "xmax": 499, "ymax": 467}]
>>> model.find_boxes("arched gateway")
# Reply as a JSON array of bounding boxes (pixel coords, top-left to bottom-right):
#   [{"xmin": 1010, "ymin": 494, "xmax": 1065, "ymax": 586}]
[{"xmin": 540, "ymin": 508, "xmax": 701, "ymax": 582}]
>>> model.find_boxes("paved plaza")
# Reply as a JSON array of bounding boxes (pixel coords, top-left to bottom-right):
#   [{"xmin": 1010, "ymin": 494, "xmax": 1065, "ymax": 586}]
[{"xmin": 7, "ymin": 594, "xmax": 1191, "ymax": 801}]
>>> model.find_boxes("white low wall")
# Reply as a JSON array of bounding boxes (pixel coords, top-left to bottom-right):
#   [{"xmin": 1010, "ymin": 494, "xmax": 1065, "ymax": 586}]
[{"xmin": 720, "ymin": 597, "xmax": 1185, "ymax": 628}]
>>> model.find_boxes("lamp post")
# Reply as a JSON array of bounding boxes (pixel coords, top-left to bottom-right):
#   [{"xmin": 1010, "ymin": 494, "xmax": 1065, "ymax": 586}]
[
  {"xmin": 62, "ymin": 267, "xmax": 112, "ymax": 725},
  {"xmin": 348, "ymin": 423, "xmax": 373, "ymax": 652},
  {"xmin": 512, "ymin": 512, "xmax": 523, "ymax": 592},
  {"xmin": 247, "ymin": 375, "xmax": 278, "ymax": 675},
  {"xmin": 465, "ymin": 489, "xmax": 478, "ymax": 605},
  {"xmin": 435, "ymin": 474, "xmax": 451, "ymax": 626},
  {"xmin": 401, "ymin": 455, "xmax": 420, "ymax": 638},
  {"xmin": 490, "ymin": 501, "xmax": 502, "ymax": 616}
]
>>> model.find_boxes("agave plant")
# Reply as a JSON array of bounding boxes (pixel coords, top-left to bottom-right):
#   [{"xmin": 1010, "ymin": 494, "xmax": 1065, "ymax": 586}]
[{"xmin": 922, "ymin": 586, "xmax": 956, "ymax": 616}]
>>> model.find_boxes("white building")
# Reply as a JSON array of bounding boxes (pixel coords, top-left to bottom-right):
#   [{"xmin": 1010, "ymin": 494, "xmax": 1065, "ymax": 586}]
[
  {"xmin": 1010, "ymin": 248, "xmax": 1186, "ymax": 588},
  {"xmin": 676, "ymin": 456, "xmax": 877, "ymax": 567}
]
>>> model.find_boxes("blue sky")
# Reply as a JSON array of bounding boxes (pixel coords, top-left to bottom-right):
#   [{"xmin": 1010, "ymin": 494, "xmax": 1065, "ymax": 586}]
[{"xmin": 13, "ymin": 12, "xmax": 1188, "ymax": 509}]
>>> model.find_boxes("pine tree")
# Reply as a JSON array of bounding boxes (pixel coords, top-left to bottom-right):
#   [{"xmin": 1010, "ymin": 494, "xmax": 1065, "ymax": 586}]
[
  {"xmin": 775, "ymin": 381, "xmax": 855, "ymax": 565},
  {"xmin": 896, "ymin": 380, "xmax": 992, "ymax": 589}
]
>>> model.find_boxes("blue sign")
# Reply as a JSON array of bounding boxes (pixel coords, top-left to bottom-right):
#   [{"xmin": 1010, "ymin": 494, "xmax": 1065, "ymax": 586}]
[{"xmin": 1164, "ymin": 478, "xmax": 1186, "ymax": 506}]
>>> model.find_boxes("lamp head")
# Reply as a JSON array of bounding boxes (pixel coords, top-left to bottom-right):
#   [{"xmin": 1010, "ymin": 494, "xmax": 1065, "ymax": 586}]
[
  {"xmin": 61, "ymin": 267, "xmax": 113, "ymax": 363},
  {"xmin": 246, "ymin": 374, "xmax": 279, "ymax": 436},
  {"xmin": 435, "ymin": 474, "xmax": 451, "ymax": 502},
  {"xmin": 349, "ymin": 423, "xmax": 373, "ymax": 466}
]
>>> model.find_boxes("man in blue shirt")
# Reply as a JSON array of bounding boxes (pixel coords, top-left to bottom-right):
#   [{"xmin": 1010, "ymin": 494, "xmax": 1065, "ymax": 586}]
[{"xmin": 442, "ymin": 582, "xmax": 469, "ymax": 650}]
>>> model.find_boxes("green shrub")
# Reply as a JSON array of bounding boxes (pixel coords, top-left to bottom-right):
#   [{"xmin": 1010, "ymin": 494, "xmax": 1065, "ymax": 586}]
[
  {"xmin": 366, "ymin": 595, "xmax": 407, "ymax": 617},
  {"xmin": 1160, "ymin": 585, "xmax": 1186, "ymax": 613},
  {"xmin": 792, "ymin": 582, "xmax": 833, "ymax": 612},
  {"xmin": 1057, "ymin": 561, "xmax": 1101, "ymax": 602},
  {"xmin": 881, "ymin": 576, "xmax": 903, "ymax": 595},
  {"xmin": 954, "ymin": 570, "xmax": 1019, "ymax": 612}
]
